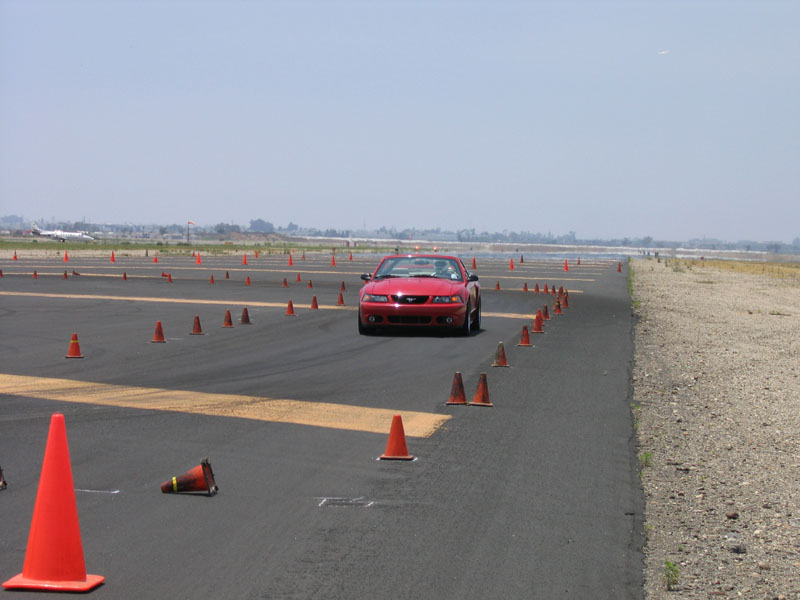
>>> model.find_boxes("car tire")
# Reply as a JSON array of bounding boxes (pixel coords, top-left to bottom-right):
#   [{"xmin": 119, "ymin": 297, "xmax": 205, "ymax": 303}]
[
  {"xmin": 474, "ymin": 298, "xmax": 482, "ymax": 332},
  {"xmin": 461, "ymin": 301, "xmax": 472, "ymax": 336}
]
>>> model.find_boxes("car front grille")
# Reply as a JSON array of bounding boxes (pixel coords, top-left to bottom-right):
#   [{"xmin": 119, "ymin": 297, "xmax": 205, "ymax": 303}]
[
  {"xmin": 391, "ymin": 295, "xmax": 429, "ymax": 304},
  {"xmin": 387, "ymin": 316, "xmax": 432, "ymax": 324}
]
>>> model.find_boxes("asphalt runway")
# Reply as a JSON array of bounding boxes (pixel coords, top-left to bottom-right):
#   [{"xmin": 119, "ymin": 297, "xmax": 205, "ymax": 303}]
[{"xmin": 0, "ymin": 251, "xmax": 642, "ymax": 599}]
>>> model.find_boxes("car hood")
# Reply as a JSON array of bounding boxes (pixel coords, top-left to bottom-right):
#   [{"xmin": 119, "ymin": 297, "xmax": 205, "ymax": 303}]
[{"xmin": 364, "ymin": 278, "xmax": 465, "ymax": 297}]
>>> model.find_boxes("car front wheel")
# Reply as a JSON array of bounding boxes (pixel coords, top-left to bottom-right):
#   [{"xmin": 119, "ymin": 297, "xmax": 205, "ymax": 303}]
[{"xmin": 461, "ymin": 301, "xmax": 472, "ymax": 336}]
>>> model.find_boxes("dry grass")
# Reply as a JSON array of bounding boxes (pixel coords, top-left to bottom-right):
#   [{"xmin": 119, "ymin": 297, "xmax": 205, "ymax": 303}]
[{"xmin": 667, "ymin": 258, "xmax": 800, "ymax": 281}]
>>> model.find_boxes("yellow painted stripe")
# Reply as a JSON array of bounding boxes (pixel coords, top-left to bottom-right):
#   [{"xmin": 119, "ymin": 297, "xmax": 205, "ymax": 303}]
[
  {"xmin": 0, "ymin": 374, "xmax": 449, "ymax": 438},
  {"xmin": 0, "ymin": 292, "xmax": 541, "ymax": 318}
]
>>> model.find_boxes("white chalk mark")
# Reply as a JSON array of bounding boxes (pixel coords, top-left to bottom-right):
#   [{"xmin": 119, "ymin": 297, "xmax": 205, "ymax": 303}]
[{"xmin": 75, "ymin": 488, "xmax": 120, "ymax": 494}]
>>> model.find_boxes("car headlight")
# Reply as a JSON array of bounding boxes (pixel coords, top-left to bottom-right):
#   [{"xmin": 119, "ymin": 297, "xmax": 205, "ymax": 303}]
[
  {"xmin": 432, "ymin": 295, "xmax": 463, "ymax": 303},
  {"xmin": 362, "ymin": 294, "xmax": 390, "ymax": 303}
]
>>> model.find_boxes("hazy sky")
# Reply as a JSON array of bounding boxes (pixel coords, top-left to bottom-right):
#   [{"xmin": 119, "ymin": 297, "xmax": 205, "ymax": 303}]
[{"xmin": 2, "ymin": 1, "xmax": 798, "ymax": 242}]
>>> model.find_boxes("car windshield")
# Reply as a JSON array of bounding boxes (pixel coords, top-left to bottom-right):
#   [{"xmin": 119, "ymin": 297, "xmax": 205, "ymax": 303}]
[{"xmin": 374, "ymin": 257, "xmax": 463, "ymax": 281}]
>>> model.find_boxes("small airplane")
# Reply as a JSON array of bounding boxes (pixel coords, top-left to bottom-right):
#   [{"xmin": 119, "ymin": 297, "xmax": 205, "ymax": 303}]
[{"xmin": 31, "ymin": 222, "xmax": 94, "ymax": 242}]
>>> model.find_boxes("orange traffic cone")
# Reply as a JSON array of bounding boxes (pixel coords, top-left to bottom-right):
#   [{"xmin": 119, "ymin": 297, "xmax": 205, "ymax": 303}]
[
  {"xmin": 122, "ymin": 272, "xmax": 128, "ymax": 281},
  {"xmin": 494, "ymin": 281, "xmax": 500, "ymax": 291},
  {"xmin": 307, "ymin": 280, "xmax": 313, "ymax": 289},
  {"xmin": 492, "ymin": 341, "xmax": 510, "ymax": 367},
  {"xmin": 209, "ymin": 275, "xmax": 215, "ymax": 284},
  {"xmin": 190, "ymin": 315, "xmax": 204, "ymax": 335},
  {"xmin": 153, "ymin": 255, "xmax": 158, "ymax": 263},
  {"xmin": 32, "ymin": 270, "xmax": 38, "ymax": 279},
  {"xmin": 331, "ymin": 255, "xmax": 336, "ymax": 267},
  {"xmin": 542, "ymin": 305, "xmax": 550, "ymax": 320},
  {"xmin": 336, "ymin": 292, "xmax": 345, "ymax": 306},
  {"xmin": 446, "ymin": 372, "xmax": 467, "ymax": 405},
  {"xmin": 577, "ymin": 257, "xmax": 581, "ymax": 265},
  {"xmin": 523, "ymin": 282, "xmax": 529, "ymax": 292},
  {"xmin": 520, "ymin": 254, "xmax": 524, "ymax": 263},
  {"xmin": 240, "ymin": 307, "xmax": 251, "ymax": 324},
  {"xmin": 160, "ymin": 458, "xmax": 218, "ymax": 496},
  {"xmin": 564, "ymin": 259, "xmax": 569, "ymax": 271},
  {"xmin": 222, "ymin": 310, "xmax": 234, "ymax": 328},
  {"xmin": 468, "ymin": 373, "xmax": 493, "ymax": 407},
  {"xmin": 242, "ymin": 253, "xmax": 248, "ymax": 266},
  {"xmin": 558, "ymin": 286, "xmax": 564, "ymax": 295},
  {"xmin": 551, "ymin": 285, "xmax": 557, "ymax": 296},
  {"xmin": 225, "ymin": 271, "xmax": 230, "ymax": 279},
  {"xmin": 281, "ymin": 277, "xmax": 288, "ymax": 287},
  {"xmin": 471, "ymin": 257, "xmax": 477, "ymax": 269},
  {"xmin": 245, "ymin": 276, "xmax": 251, "ymax": 286},
  {"xmin": 167, "ymin": 273, "xmax": 173, "ymax": 283},
  {"xmin": 62, "ymin": 270, "xmax": 68, "ymax": 279},
  {"xmin": 2, "ymin": 414, "xmax": 105, "ymax": 591},
  {"xmin": 296, "ymin": 273, "xmax": 302, "ymax": 282},
  {"xmin": 340, "ymin": 281, "xmax": 346, "ymax": 292},
  {"xmin": 196, "ymin": 253, "xmax": 201, "ymax": 265},
  {"xmin": 617, "ymin": 261, "xmax": 622, "ymax": 272},
  {"xmin": 379, "ymin": 415, "xmax": 414, "ymax": 460},
  {"xmin": 72, "ymin": 270, "xmax": 80, "ymax": 276},
  {"xmin": 110, "ymin": 251, "xmax": 115, "ymax": 263},
  {"xmin": 310, "ymin": 296, "xmax": 319, "ymax": 310},
  {"xmin": 0, "ymin": 269, "xmax": 3, "ymax": 278},
  {"xmin": 532, "ymin": 311, "xmax": 544, "ymax": 333},
  {"xmin": 63, "ymin": 250, "xmax": 69, "ymax": 262},
  {"xmin": 65, "ymin": 333, "xmax": 84, "ymax": 358},
  {"xmin": 563, "ymin": 292, "xmax": 569, "ymax": 309},
  {"xmin": 285, "ymin": 300, "xmax": 296, "ymax": 316},
  {"xmin": 301, "ymin": 252, "xmax": 306, "ymax": 260},
  {"xmin": 534, "ymin": 283, "xmax": 540, "ymax": 293},
  {"xmin": 348, "ymin": 252, "xmax": 353, "ymax": 261},
  {"xmin": 509, "ymin": 258, "xmax": 514, "ymax": 270},
  {"xmin": 554, "ymin": 298, "xmax": 563, "ymax": 315},
  {"xmin": 192, "ymin": 251, "xmax": 196, "ymax": 257},
  {"xmin": 254, "ymin": 250, "xmax": 259, "ymax": 258},
  {"xmin": 543, "ymin": 284, "xmax": 548, "ymax": 294},
  {"xmin": 517, "ymin": 325, "xmax": 532, "ymax": 347},
  {"xmin": 151, "ymin": 321, "xmax": 166, "ymax": 343},
  {"xmin": 288, "ymin": 255, "xmax": 293, "ymax": 267},
  {"xmin": 13, "ymin": 250, "xmax": 18, "ymax": 260}
]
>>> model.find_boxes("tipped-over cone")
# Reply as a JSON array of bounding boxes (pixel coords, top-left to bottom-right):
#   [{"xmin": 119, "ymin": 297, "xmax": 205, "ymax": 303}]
[
  {"xmin": 167, "ymin": 273, "xmax": 173, "ymax": 283},
  {"xmin": 160, "ymin": 459, "xmax": 218, "ymax": 496},
  {"xmin": 517, "ymin": 325, "xmax": 532, "ymax": 347},
  {"xmin": 190, "ymin": 315, "xmax": 204, "ymax": 335},
  {"xmin": 65, "ymin": 333, "xmax": 84, "ymax": 358},
  {"xmin": 491, "ymin": 341, "xmax": 510, "ymax": 367},
  {"xmin": 468, "ymin": 373, "xmax": 493, "ymax": 407},
  {"xmin": 240, "ymin": 307, "xmax": 251, "ymax": 324},
  {"xmin": 446, "ymin": 372, "xmax": 467, "ymax": 405},
  {"xmin": 222, "ymin": 310, "xmax": 234, "ymax": 328},
  {"xmin": 379, "ymin": 415, "xmax": 414, "ymax": 460},
  {"xmin": 151, "ymin": 321, "xmax": 166, "ymax": 343},
  {"xmin": 72, "ymin": 270, "xmax": 80, "ymax": 276},
  {"xmin": 2, "ymin": 414, "xmax": 105, "ymax": 591}
]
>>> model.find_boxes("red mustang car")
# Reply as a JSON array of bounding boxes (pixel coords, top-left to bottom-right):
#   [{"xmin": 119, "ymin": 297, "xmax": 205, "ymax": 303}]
[{"xmin": 358, "ymin": 254, "xmax": 481, "ymax": 335}]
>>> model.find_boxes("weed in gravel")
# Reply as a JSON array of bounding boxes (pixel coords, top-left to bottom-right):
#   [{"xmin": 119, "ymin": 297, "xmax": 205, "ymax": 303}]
[
  {"xmin": 639, "ymin": 451, "xmax": 653, "ymax": 468},
  {"xmin": 663, "ymin": 559, "xmax": 680, "ymax": 591}
]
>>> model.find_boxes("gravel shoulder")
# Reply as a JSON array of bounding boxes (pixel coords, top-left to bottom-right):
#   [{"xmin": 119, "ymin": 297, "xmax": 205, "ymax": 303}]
[{"xmin": 632, "ymin": 258, "xmax": 800, "ymax": 599}]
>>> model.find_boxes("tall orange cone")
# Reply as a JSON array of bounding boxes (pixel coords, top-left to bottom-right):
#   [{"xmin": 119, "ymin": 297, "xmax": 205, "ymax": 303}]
[
  {"xmin": 494, "ymin": 281, "xmax": 500, "ymax": 291},
  {"xmin": 222, "ymin": 309, "xmax": 234, "ymax": 328},
  {"xmin": 254, "ymin": 250, "xmax": 259, "ymax": 258},
  {"xmin": 65, "ymin": 333, "xmax": 84, "ymax": 358},
  {"xmin": 542, "ymin": 304, "xmax": 550, "ymax": 320},
  {"xmin": 348, "ymin": 252, "xmax": 353, "ymax": 261},
  {"xmin": 2, "ymin": 414, "xmax": 105, "ymax": 591},
  {"xmin": 225, "ymin": 271, "xmax": 230, "ymax": 279},
  {"xmin": 110, "ymin": 251, "xmax": 115, "ymax": 263},
  {"xmin": 577, "ymin": 257, "xmax": 581, "ymax": 265},
  {"xmin": 242, "ymin": 253, "xmax": 248, "ymax": 266},
  {"xmin": 301, "ymin": 252, "xmax": 306, "ymax": 260},
  {"xmin": 151, "ymin": 321, "xmax": 166, "ymax": 343},
  {"xmin": 245, "ymin": 276, "xmax": 252, "ymax": 286},
  {"xmin": 190, "ymin": 315, "xmax": 204, "ymax": 335},
  {"xmin": 446, "ymin": 372, "xmax": 467, "ymax": 405},
  {"xmin": 491, "ymin": 341, "xmax": 510, "ymax": 367},
  {"xmin": 563, "ymin": 292, "xmax": 569, "ymax": 308},
  {"xmin": 310, "ymin": 296, "xmax": 319, "ymax": 310},
  {"xmin": 153, "ymin": 255, "xmax": 158, "ymax": 263},
  {"xmin": 122, "ymin": 271, "xmax": 128, "ymax": 281},
  {"xmin": 209, "ymin": 275, "xmax": 215, "ymax": 284},
  {"xmin": 471, "ymin": 256, "xmax": 476, "ymax": 269},
  {"xmin": 307, "ymin": 280, "xmax": 313, "ymax": 289},
  {"xmin": 240, "ymin": 307, "xmax": 251, "ymax": 324},
  {"xmin": 63, "ymin": 250, "xmax": 69, "ymax": 262},
  {"xmin": 532, "ymin": 310, "xmax": 544, "ymax": 333},
  {"xmin": 509, "ymin": 258, "xmax": 514, "ymax": 270},
  {"xmin": 468, "ymin": 373, "xmax": 493, "ymax": 407},
  {"xmin": 160, "ymin": 459, "xmax": 217, "ymax": 496},
  {"xmin": 340, "ymin": 281, "xmax": 347, "ymax": 292},
  {"xmin": 281, "ymin": 277, "xmax": 288, "ymax": 287},
  {"xmin": 517, "ymin": 325, "xmax": 532, "ymax": 347},
  {"xmin": 0, "ymin": 269, "xmax": 3, "ymax": 278},
  {"xmin": 13, "ymin": 250, "xmax": 18, "ymax": 261},
  {"xmin": 196, "ymin": 253, "xmax": 202, "ymax": 265},
  {"xmin": 523, "ymin": 282, "xmax": 529, "ymax": 292},
  {"xmin": 379, "ymin": 415, "xmax": 414, "ymax": 460},
  {"xmin": 534, "ymin": 283, "xmax": 540, "ymax": 293},
  {"xmin": 337, "ymin": 292, "xmax": 345, "ymax": 306},
  {"xmin": 32, "ymin": 270, "xmax": 38, "ymax": 279},
  {"xmin": 285, "ymin": 300, "xmax": 296, "ymax": 316},
  {"xmin": 520, "ymin": 254, "xmax": 524, "ymax": 263},
  {"xmin": 331, "ymin": 255, "xmax": 336, "ymax": 267},
  {"xmin": 296, "ymin": 273, "xmax": 302, "ymax": 282},
  {"xmin": 554, "ymin": 298, "xmax": 563, "ymax": 315},
  {"xmin": 551, "ymin": 285, "xmax": 557, "ymax": 296},
  {"xmin": 288, "ymin": 255, "xmax": 293, "ymax": 267},
  {"xmin": 564, "ymin": 259, "xmax": 569, "ymax": 271},
  {"xmin": 543, "ymin": 284, "xmax": 548, "ymax": 294},
  {"xmin": 62, "ymin": 270, "xmax": 68, "ymax": 279},
  {"xmin": 617, "ymin": 261, "xmax": 622, "ymax": 272}
]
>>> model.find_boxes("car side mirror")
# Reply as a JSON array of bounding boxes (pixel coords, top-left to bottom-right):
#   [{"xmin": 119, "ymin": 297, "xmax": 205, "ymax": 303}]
[
  {"xmin": 360, "ymin": 273, "xmax": 372, "ymax": 281},
  {"xmin": 467, "ymin": 273, "xmax": 479, "ymax": 282}
]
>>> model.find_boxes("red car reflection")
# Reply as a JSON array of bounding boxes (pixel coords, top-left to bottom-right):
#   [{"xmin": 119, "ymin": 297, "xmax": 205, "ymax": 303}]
[{"xmin": 358, "ymin": 254, "xmax": 481, "ymax": 335}]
